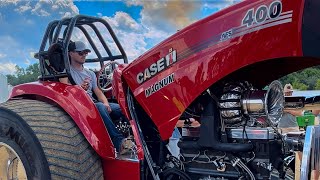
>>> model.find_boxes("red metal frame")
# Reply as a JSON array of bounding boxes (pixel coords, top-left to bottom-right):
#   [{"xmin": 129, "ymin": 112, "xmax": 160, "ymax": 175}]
[
  {"xmin": 102, "ymin": 120, "xmax": 143, "ymax": 179},
  {"xmin": 112, "ymin": 64, "xmax": 131, "ymax": 120},
  {"xmin": 102, "ymin": 159, "xmax": 140, "ymax": 180}
]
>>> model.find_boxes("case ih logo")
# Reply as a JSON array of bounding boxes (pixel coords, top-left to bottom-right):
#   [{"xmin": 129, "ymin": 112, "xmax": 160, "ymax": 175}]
[{"xmin": 136, "ymin": 49, "xmax": 177, "ymax": 84}]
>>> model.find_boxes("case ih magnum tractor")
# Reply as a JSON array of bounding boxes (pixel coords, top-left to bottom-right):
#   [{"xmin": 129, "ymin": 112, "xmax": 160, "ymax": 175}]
[{"xmin": 1, "ymin": 0, "xmax": 320, "ymax": 179}]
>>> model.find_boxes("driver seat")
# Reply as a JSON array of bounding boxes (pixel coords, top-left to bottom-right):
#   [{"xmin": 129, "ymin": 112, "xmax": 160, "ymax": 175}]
[
  {"xmin": 47, "ymin": 42, "xmax": 65, "ymax": 74},
  {"xmin": 45, "ymin": 42, "xmax": 76, "ymax": 84}
]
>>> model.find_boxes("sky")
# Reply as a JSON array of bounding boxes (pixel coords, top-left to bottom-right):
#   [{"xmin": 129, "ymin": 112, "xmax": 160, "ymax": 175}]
[{"xmin": 0, "ymin": 0, "xmax": 240, "ymax": 75}]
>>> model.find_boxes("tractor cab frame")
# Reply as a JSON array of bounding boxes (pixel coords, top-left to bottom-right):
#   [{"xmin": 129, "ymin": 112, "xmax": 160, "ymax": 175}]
[{"xmin": 35, "ymin": 15, "xmax": 128, "ymax": 91}]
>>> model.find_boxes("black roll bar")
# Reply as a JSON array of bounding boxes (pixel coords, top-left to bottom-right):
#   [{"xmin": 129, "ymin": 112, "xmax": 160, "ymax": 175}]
[{"xmin": 35, "ymin": 15, "xmax": 128, "ymax": 82}]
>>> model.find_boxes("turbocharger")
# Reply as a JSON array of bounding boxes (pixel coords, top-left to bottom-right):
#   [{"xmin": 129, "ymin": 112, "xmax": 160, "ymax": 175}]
[{"xmin": 219, "ymin": 80, "xmax": 284, "ymax": 126}]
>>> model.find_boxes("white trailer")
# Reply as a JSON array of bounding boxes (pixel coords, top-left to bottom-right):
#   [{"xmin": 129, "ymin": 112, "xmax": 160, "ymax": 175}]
[{"xmin": 0, "ymin": 74, "xmax": 9, "ymax": 103}]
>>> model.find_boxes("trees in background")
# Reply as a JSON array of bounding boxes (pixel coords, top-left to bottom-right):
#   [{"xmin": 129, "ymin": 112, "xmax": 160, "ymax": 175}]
[
  {"xmin": 279, "ymin": 66, "xmax": 320, "ymax": 90},
  {"xmin": 6, "ymin": 63, "xmax": 40, "ymax": 86}
]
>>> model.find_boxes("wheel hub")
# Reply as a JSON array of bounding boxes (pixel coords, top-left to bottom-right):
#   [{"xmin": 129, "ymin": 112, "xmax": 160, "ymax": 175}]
[{"xmin": 0, "ymin": 142, "xmax": 27, "ymax": 180}]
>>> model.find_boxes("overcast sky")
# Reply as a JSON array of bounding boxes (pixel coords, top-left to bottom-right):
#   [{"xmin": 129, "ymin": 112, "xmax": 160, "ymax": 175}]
[{"xmin": 0, "ymin": 0, "xmax": 240, "ymax": 75}]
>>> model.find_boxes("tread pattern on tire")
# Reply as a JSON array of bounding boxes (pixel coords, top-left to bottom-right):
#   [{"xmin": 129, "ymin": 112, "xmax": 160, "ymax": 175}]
[{"xmin": 1, "ymin": 99, "xmax": 103, "ymax": 180}]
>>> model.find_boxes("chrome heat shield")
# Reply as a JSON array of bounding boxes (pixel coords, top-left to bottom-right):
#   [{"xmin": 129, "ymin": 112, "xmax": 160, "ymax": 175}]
[{"xmin": 226, "ymin": 127, "xmax": 275, "ymax": 140}]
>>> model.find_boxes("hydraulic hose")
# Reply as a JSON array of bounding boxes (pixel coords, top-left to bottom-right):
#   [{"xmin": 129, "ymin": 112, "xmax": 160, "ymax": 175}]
[
  {"xmin": 232, "ymin": 157, "xmax": 256, "ymax": 180},
  {"xmin": 162, "ymin": 168, "xmax": 191, "ymax": 180}
]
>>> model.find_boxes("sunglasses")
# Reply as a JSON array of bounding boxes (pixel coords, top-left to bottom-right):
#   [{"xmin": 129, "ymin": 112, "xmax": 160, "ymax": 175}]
[{"xmin": 76, "ymin": 51, "xmax": 89, "ymax": 56}]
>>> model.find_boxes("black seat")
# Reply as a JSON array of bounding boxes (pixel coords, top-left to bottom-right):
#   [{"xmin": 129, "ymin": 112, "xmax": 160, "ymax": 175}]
[
  {"xmin": 39, "ymin": 42, "xmax": 69, "ymax": 82},
  {"xmin": 47, "ymin": 43, "xmax": 65, "ymax": 73},
  {"xmin": 41, "ymin": 42, "xmax": 78, "ymax": 85}
]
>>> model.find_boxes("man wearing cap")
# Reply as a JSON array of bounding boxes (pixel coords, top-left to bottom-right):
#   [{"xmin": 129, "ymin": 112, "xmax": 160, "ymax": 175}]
[
  {"xmin": 68, "ymin": 41, "xmax": 133, "ymax": 155},
  {"xmin": 284, "ymin": 83, "xmax": 294, "ymax": 96}
]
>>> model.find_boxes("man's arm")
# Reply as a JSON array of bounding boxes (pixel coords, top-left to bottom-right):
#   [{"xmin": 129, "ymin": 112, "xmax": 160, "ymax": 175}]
[
  {"xmin": 312, "ymin": 110, "xmax": 320, "ymax": 116},
  {"xmin": 284, "ymin": 109, "xmax": 304, "ymax": 116},
  {"xmin": 93, "ymin": 87, "xmax": 112, "ymax": 112}
]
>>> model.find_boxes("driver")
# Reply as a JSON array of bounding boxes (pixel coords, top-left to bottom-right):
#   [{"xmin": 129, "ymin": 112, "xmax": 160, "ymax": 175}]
[{"xmin": 68, "ymin": 41, "xmax": 133, "ymax": 155}]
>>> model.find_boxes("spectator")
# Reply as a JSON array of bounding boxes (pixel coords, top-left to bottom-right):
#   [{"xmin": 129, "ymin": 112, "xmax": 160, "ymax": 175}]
[
  {"xmin": 167, "ymin": 118, "xmax": 200, "ymax": 157},
  {"xmin": 284, "ymin": 83, "xmax": 293, "ymax": 96},
  {"xmin": 279, "ymin": 84, "xmax": 301, "ymax": 132}
]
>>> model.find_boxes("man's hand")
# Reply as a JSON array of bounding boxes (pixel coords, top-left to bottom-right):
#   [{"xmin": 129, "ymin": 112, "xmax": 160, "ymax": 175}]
[
  {"xmin": 176, "ymin": 118, "xmax": 200, "ymax": 128},
  {"xmin": 81, "ymin": 78, "xmax": 90, "ymax": 91},
  {"xmin": 81, "ymin": 82, "xmax": 89, "ymax": 91},
  {"xmin": 93, "ymin": 86, "xmax": 112, "ymax": 113},
  {"xmin": 103, "ymin": 102, "xmax": 112, "ymax": 113}
]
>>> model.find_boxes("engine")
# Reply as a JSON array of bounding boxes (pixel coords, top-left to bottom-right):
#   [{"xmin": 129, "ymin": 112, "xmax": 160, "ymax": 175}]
[{"xmin": 174, "ymin": 80, "xmax": 292, "ymax": 180}]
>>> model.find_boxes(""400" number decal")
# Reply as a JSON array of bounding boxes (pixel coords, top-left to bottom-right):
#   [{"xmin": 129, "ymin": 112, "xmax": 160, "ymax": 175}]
[{"xmin": 242, "ymin": 1, "xmax": 282, "ymax": 27}]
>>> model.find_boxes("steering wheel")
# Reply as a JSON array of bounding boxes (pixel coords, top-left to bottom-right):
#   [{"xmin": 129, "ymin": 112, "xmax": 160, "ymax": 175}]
[{"xmin": 98, "ymin": 61, "xmax": 119, "ymax": 91}]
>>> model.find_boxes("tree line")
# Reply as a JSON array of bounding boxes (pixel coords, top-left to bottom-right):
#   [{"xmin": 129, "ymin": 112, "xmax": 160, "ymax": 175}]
[
  {"xmin": 279, "ymin": 66, "xmax": 320, "ymax": 90},
  {"xmin": 5, "ymin": 63, "xmax": 320, "ymax": 90},
  {"xmin": 6, "ymin": 63, "xmax": 40, "ymax": 86}
]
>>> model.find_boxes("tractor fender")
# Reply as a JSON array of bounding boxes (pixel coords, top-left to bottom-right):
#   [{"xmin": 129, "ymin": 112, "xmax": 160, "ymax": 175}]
[
  {"xmin": 112, "ymin": 64, "xmax": 131, "ymax": 119},
  {"xmin": 9, "ymin": 81, "xmax": 116, "ymax": 159}
]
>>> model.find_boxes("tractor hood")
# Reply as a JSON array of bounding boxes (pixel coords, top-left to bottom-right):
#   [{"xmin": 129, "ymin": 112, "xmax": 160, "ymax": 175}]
[{"xmin": 121, "ymin": 0, "xmax": 320, "ymax": 140}]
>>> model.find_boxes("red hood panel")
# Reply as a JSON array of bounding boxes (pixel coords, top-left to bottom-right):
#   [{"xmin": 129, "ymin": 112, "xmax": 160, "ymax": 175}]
[{"xmin": 120, "ymin": 0, "xmax": 320, "ymax": 140}]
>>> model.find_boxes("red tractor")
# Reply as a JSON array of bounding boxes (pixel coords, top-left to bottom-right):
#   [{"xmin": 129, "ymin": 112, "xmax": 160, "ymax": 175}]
[{"xmin": 1, "ymin": 0, "xmax": 320, "ymax": 179}]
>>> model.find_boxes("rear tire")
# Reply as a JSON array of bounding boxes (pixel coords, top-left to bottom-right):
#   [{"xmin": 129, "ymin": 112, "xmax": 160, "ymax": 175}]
[{"xmin": 0, "ymin": 99, "xmax": 103, "ymax": 179}]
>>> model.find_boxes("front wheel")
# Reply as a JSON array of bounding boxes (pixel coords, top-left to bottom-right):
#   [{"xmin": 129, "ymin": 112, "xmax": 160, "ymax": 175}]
[{"xmin": 0, "ymin": 99, "xmax": 103, "ymax": 179}]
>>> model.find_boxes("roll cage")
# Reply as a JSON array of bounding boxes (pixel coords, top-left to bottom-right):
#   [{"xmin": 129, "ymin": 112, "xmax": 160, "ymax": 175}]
[{"xmin": 35, "ymin": 15, "xmax": 128, "ymax": 83}]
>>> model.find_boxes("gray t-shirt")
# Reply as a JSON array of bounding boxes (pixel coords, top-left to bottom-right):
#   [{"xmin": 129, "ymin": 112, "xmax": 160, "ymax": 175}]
[{"xmin": 70, "ymin": 66, "xmax": 97, "ymax": 101}]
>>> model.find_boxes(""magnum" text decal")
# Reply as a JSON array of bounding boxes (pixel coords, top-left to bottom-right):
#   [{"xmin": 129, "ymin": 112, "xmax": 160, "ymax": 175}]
[{"xmin": 145, "ymin": 73, "xmax": 174, "ymax": 97}]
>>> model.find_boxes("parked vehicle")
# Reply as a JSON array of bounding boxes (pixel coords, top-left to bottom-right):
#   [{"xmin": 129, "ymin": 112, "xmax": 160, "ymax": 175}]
[{"xmin": 0, "ymin": 0, "xmax": 319, "ymax": 179}]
